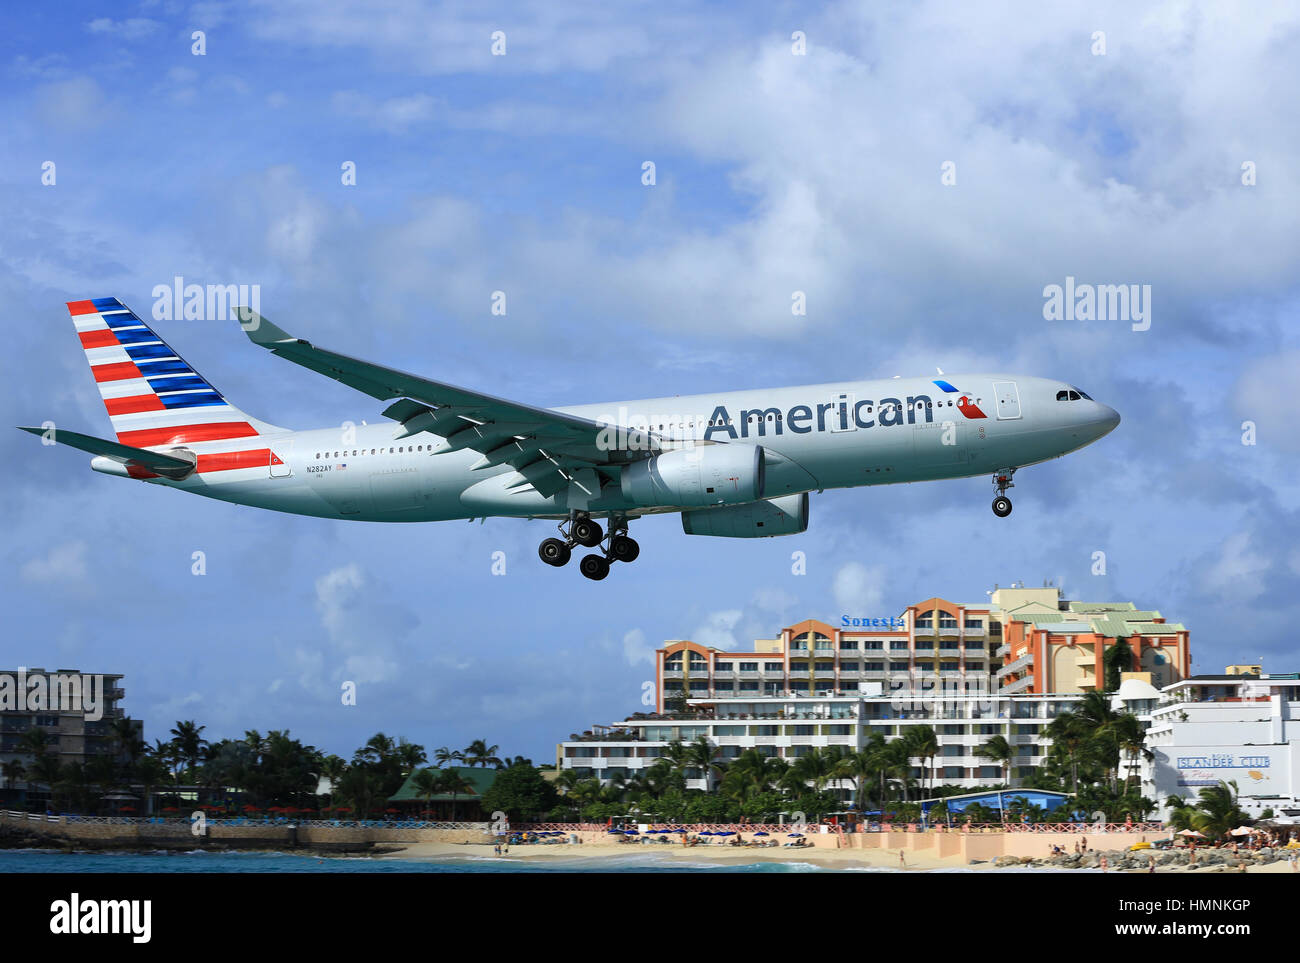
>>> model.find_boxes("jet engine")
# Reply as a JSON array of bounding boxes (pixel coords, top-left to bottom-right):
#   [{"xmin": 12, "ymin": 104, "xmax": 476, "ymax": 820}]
[
  {"xmin": 620, "ymin": 445, "xmax": 764, "ymax": 508},
  {"xmin": 681, "ymin": 493, "xmax": 809, "ymax": 538}
]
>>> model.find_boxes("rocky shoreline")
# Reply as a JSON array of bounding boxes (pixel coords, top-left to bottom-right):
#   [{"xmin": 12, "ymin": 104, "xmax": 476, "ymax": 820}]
[
  {"xmin": 985, "ymin": 846, "xmax": 1295, "ymax": 871},
  {"xmin": 0, "ymin": 825, "xmax": 397, "ymax": 856}
]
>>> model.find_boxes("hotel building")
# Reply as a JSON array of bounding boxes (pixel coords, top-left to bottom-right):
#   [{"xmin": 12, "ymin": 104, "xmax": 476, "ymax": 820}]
[
  {"xmin": 1140, "ymin": 670, "xmax": 1300, "ymax": 819},
  {"xmin": 0, "ymin": 668, "xmax": 139, "ymax": 804},
  {"xmin": 559, "ymin": 585, "xmax": 1190, "ymax": 795},
  {"xmin": 992, "ymin": 585, "xmax": 1189, "ymax": 694}
]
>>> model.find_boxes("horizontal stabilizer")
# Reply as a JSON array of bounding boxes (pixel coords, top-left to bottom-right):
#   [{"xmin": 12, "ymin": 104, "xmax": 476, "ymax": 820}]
[{"xmin": 18, "ymin": 426, "xmax": 196, "ymax": 480}]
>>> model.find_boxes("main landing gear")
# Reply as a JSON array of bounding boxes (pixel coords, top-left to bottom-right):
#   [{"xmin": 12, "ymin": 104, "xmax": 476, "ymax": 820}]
[
  {"xmin": 538, "ymin": 513, "xmax": 640, "ymax": 580},
  {"xmin": 991, "ymin": 468, "xmax": 1016, "ymax": 517}
]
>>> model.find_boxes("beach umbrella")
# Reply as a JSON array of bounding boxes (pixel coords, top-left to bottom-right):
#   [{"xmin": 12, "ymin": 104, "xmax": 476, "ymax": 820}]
[
  {"xmin": 1177, "ymin": 829, "xmax": 1205, "ymax": 837},
  {"xmin": 787, "ymin": 833, "xmax": 804, "ymax": 838},
  {"xmin": 1228, "ymin": 826, "xmax": 1256, "ymax": 836},
  {"xmin": 754, "ymin": 831, "xmax": 769, "ymax": 837}
]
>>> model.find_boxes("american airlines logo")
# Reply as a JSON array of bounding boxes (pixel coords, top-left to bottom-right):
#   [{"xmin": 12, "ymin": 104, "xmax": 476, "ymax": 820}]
[{"xmin": 594, "ymin": 391, "xmax": 984, "ymax": 450}]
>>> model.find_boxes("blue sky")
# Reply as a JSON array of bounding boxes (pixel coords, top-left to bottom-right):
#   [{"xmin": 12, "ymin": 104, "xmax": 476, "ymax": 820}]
[{"xmin": 2, "ymin": 1, "xmax": 1298, "ymax": 764}]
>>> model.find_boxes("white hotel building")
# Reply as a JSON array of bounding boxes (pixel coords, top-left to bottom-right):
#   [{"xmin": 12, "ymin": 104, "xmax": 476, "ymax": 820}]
[
  {"xmin": 1139, "ymin": 669, "xmax": 1300, "ymax": 819},
  {"xmin": 557, "ymin": 587, "xmax": 1136, "ymax": 793}
]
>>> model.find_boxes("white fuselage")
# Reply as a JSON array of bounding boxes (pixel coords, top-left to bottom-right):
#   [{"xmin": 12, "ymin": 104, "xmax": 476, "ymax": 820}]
[{"xmin": 137, "ymin": 373, "xmax": 1119, "ymax": 523}]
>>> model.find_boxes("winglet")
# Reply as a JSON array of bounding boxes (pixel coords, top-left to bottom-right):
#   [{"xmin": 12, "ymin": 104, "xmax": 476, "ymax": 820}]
[{"xmin": 236, "ymin": 307, "xmax": 298, "ymax": 346}]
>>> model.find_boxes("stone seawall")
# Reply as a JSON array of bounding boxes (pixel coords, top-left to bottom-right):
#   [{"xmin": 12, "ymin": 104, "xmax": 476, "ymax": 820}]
[{"xmin": 0, "ymin": 812, "xmax": 493, "ymax": 852}]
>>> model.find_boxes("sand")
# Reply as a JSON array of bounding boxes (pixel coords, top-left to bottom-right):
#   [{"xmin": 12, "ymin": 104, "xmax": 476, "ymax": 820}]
[{"xmin": 383, "ymin": 840, "xmax": 1300, "ymax": 873}]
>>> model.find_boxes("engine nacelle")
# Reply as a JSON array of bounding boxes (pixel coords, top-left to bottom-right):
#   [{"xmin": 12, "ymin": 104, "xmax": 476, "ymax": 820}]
[
  {"xmin": 681, "ymin": 492, "xmax": 809, "ymax": 538},
  {"xmin": 620, "ymin": 445, "xmax": 764, "ymax": 508}
]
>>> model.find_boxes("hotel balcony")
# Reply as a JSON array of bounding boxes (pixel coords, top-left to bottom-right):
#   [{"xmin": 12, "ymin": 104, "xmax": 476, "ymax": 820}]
[
  {"xmin": 996, "ymin": 643, "xmax": 1010, "ymax": 658},
  {"xmin": 663, "ymin": 670, "xmax": 683, "ymax": 679},
  {"xmin": 1000, "ymin": 675, "xmax": 1034, "ymax": 694},
  {"xmin": 995, "ymin": 653, "xmax": 1034, "ymax": 679}
]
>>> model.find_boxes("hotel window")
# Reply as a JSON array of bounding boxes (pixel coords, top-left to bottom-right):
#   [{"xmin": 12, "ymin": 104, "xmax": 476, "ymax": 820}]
[
  {"xmin": 890, "ymin": 662, "xmax": 909, "ymax": 672},
  {"xmin": 890, "ymin": 641, "xmax": 909, "ymax": 650},
  {"xmin": 966, "ymin": 619, "xmax": 983, "ymax": 629},
  {"xmin": 757, "ymin": 725, "xmax": 779, "ymax": 736},
  {"xmin": 814, "ymin": 681, "xmax": 834, "ymax": 692},
  {"xmin": 765, "ymin": 662, "xmax": 784, "ymax": 672},
  {"xmin": 943, "ymin": 766, "xmax": 965, "ymax": 779},
  {"xmin": 916, "ymin": 615, "xmax": 933, "ymax": 628},
  {"xmin": 840, "ymin": 661, "xmax": 859, "ymax": 671},
  {"xmin": 864, "ymin": 662, "xmax": 884, "ymax": 671},
  {"xmin": 739, "ymin": 681, "xmax": 759, "ymax": 692},
  {"xmin": 862, "ymin": 641, "xmax": 883, "ymax": 650},
  {"xmin": 841, "ymin": 640, "xmax": 859, "ymax": 651},
  {"xmin": 715, "ymin": 662, "xmax": 733, "ymax": 672},
  {"xmin": 739, "ymin": 662, "xmax": 758, "ymax": 671},
  {"xmin": 792, "ymin": 725, "xmax": 815, "ymax": 736},
  {"xmin": 941, "ymin": 725, "xmax": 963, "ymax": 735},
  {"xmin": 939, "ymin": 616, "xmax": 958, "ymax": 628},
  {"xmin": 829, "ymin": 725, "xmax": 851, "ymax": 736},
  {"xmin": 688, "ymin": 680, "xmax": 709, "ymax": 691},
  {"xmin": 789, "ymin": 681, "xmax": 810, "ymax": 692},
  {"xmin": 815, "ymin": 661, "xmax": 834, "ymax": 672},
  {"xmin": 942, "ymin": 745, "xmax": 962, "ymax": 756}
]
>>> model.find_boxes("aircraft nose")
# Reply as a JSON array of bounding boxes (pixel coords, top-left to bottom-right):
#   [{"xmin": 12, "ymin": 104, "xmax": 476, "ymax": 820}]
[{"xmin": 1095, "ymin": 403, "xmax": 1120, "ymax": 436}]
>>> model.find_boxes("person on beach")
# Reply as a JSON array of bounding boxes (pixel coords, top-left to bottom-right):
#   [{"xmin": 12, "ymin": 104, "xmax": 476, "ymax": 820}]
[
  {"xmin": 899, "ymin": 850, "xmax": 906, "ymax": 867},
  {"xmin": 1100, "ymin": 855, "xmax": 1108, "ymax": 873},
  {"xmin": 1147, "ymin": 855, "xmax": 1156, "ymax": 873}
]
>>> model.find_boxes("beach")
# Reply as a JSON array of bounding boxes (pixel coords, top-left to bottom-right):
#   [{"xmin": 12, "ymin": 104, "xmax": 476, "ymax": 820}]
[{"xmin": 383, "ymin": 838, "xmax": 1299, "ymax": 873}]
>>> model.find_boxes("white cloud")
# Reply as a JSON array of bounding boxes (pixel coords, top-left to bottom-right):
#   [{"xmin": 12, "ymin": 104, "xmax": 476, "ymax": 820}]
[
  {"xmin": 1199, "ymin": 531, "xmax": 1269, "ymax": 602},
  {"xmin": 85, "ymin": 18, "xmax": 161, "ymax": 40},
  {"xmin": 832, "ymin": 561, "xmax": 886, "ymax": 615},
  {"xmin": 21, "ymin": 541, "xmax": 88, "ymax": 584},
  {"xmin": 621, "ymin": 628, "xmax": 656, "ymax": 667},
  {"xmin": 692, "ymin": 609, "xmax": 744, "ymax": 649}
]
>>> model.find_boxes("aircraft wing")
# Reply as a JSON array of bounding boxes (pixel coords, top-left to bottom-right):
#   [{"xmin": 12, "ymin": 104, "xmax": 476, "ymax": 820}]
[
  {"xmin": 18, "ymin": 426, "xmax": 197, "ymax": 479},
  {"xmin": 237, "ymin": 310, "xmax": 662, "ymax": 498}
]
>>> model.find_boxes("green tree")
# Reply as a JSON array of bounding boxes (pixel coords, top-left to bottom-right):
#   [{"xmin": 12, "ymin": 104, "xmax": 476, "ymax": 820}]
[
  {"xmin": 974, "ymin": 734, "xmax": 1014, "ymax": 787},
  {"xmin": 479, "ymin": 764, "xmax": 558, "ymax": 821}
]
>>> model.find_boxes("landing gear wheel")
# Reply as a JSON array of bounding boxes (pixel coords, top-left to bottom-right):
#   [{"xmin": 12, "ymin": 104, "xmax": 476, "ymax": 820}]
[
  {"xmin": 538, "ymin": 538, "xmax": 572, "ymax": 566},
  {"xmin": 572, "ymin": 518, "xmax": 603, "ymax": 548},
  {"xmin": 992, "ymin": 496, "xmax": 1013, "ymax": 518},
  {"xmin": 609, "ymin": 534, "xmax": 640, "ymax": 563},
  {"xmin": 579, "ymin": 554, "xmax": 611, "ymax": 581}
]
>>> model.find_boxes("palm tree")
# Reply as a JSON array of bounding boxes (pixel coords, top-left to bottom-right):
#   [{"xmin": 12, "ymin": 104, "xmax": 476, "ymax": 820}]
[
  {"xmin": 462, "ymin": 740, "xmax": 501, "ymax": 769},
  {"xmin": 903, "ymin": 726, "xmax": 940, "ymax": 797},
  {"xmin": 168, "ymin": 720, "xmax": 207, "ymax": 784},
  {"xmin": 1109, "ymin": 713, "xmax": 1150, "ymax": 793},
  {"xmin": 433, "ymin": 746, "xmax": 463, "ymax": 768},
  {"xmin": 1187, "ymin": 781, "xmax": 1250, "ymax": 841},
  {"xmin": 17, "ymin": 728, "xmax": 52, "ymax": 759},
  {"xmin": 395, "ymin": 738, "xmax": 428, "ymax": 775},
  {"xmin": 356, "ymin": 732, "xmax": 395, "ymax": 766},
  {"xmin": 1043, "ymin": 713, "xmax": 1087, "ymax": 793},
  {"xmin": 409, "ymin": 768, "xmax": 442, "ymax": 816},
  {"xmin": 436, "ymin": 768, "xmax": 475, "ymax": 820},
  {"xmin": 685, "ymin": 736, "xmax": 724, "ymax": 790},
  {"xmin": 974, "ymin": 734, "xmax": 1014, "ymax": 787}
]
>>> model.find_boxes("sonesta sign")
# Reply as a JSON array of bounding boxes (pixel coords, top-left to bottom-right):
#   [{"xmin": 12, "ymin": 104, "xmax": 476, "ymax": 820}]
[{"xmin": 841, "ymin": 616, "xmax": 906, "ymax": 628}]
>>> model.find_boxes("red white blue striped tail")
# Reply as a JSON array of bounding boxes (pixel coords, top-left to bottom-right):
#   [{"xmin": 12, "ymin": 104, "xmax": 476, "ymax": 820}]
[{"xmin": 66, "ymin": 298, "xmax": 285, "ymax": 476}]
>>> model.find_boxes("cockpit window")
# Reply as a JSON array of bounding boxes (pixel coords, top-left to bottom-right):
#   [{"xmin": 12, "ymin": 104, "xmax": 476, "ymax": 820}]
[
  {"xmin": 1056, "ymin": 389, "xmax": 1084, "ymax": 401},
  {"xmin": 1075, "ymin": 388, "xmax": 1092, "ymax": 400}
]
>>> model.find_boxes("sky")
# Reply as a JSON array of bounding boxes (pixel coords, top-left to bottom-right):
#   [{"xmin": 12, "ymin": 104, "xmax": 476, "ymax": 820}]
[{"xmin": 2, "ymin": 1, "xmax": 1298, "ymax": 765}]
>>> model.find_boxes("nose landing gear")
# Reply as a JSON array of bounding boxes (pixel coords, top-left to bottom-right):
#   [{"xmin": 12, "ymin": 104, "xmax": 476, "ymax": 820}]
[
  {"xmin": 991, "ymin": 469, "xmax": 1016, "ymax": 517},
  {"xmin": 538, "ymin": 513, "xmax": 640, "ymax": 578}
]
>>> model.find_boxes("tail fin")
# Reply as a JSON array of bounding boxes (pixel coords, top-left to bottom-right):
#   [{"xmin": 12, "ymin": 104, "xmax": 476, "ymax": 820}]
[{"xmin": 66, "ymin": 297, "xmax": 280, "ymax": 447}]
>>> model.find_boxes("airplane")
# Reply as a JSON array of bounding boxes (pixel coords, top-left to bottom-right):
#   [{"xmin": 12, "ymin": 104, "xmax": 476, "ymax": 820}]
[{"xmin": 20, "ymin": 297, "xmax": 1120, "ymax": 580}]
